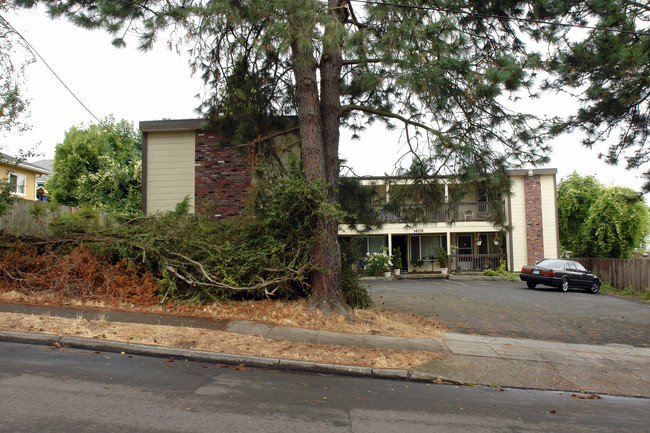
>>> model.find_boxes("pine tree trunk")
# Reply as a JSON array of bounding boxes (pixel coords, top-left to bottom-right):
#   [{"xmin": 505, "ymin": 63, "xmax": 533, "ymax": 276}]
[
  {"xmin": 290, "ymin": 4, "xmax": 348, "ymax": 316},
  {"xmin": 307, "ymin": 1, "xmax": 347, "ymax": 316}
]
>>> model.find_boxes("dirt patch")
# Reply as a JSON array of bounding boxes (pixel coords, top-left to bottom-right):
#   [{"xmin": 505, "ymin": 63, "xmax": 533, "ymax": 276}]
[{"xmin": 0, "ymin": 312, "xmax": 442, "ymax": 369}]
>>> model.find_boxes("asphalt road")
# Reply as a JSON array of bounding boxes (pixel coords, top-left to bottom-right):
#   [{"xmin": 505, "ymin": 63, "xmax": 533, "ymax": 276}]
[
  {"xmin": 1, "ymin": 341, "xmax": 647, "ymax": 432},
  {"xmin": 368, "ymin": 278, "xmax": 650, "ymax": 347}
]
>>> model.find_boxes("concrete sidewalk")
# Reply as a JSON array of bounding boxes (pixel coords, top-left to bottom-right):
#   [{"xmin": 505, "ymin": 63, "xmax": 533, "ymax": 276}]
[
  {"xmin": 223, "ymin": 320, "xmax": 650, "ymax": 397},
  {"xmin": 1, "ymin": 303, "xmax": 648, "ymax": 398}
]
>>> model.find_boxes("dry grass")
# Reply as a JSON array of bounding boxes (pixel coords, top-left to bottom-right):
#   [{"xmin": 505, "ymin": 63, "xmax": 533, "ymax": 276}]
[
  {"xmin": 0, "ymin": 291, "xmax": 446, "ymax": 338},
  {"xmin": 0, "ymin": 312, "xmax": 442, "ymax": 369},
  {"xmin": 0, "ymin": 289, "xmax": 447, "ymax": 369}
]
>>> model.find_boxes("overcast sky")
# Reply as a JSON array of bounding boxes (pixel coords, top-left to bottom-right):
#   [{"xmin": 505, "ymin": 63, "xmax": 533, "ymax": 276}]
[{"xmin": 2, "ymin": 7, "xmax": 648, "ymax": 193}]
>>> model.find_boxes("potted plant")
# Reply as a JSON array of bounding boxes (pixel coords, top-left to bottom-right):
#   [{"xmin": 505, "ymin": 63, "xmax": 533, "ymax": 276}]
[
  {"xmin": 366, "ymin": 249, "xmax": 392, "ymax": 277},
  {"xmin": 410, "ymin": 258, "xmax": 424, "ymax": 272},
  {"xmin": 438, "ymin": 246, "xmax": 448, "ymax": 274},
  {"xmin": 493, "ymin": 234, "xmax": 500, "ymax": 245},
  {"xmin": 391, "ymin": 247, "xmax": 402, "ymax": 276},
  {"xmin": 475, "ymin": 235, "xmax": 482, "ymax": 246}
]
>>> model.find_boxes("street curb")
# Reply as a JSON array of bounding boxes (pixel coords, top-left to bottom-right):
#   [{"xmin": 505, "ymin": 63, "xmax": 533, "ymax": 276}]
[
  {"xmin": 0, "ymin": 330, "xmax": 436, "ymax": 383},
  {"xmin": 0, "ymin": 330, "xmax": 59, "ymax": 346},
  {"xmin": 3, "ymin": 330, "xmax": 646, "ymax": 398}
]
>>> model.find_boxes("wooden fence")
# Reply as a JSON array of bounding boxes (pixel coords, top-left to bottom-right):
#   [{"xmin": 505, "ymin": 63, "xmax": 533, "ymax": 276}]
[
  {"xmin": 0, "ymin": 200, "xmax": 104, "ymax": 237},
  {"xmin": 574, "ymin": 257, "xmax": 650, "ymax": 293}
]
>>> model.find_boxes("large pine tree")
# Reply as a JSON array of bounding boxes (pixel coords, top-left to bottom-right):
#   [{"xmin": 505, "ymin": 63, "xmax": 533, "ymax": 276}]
[
  {"xmin": 538, "ymin": 1, "xmax": 650, "ymax": 189},
  {"xmin": 14, "ymin": 0, "xmax": 579, "ymax": 314}
]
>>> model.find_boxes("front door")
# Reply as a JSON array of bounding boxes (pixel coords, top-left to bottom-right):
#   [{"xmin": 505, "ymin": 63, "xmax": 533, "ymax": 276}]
[
  {"xmin": 457, "ymin": 235, "xmax": 472, "ymax": 255},
  {"xmin": 392, "ymin": 235, "xmax": 408, "ymax": 270},
  {"xmin": 456, "ymin": 235, "xmax": 473, "ymax": 271}
]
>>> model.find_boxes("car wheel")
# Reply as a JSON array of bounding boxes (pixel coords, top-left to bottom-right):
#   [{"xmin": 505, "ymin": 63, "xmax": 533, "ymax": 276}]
[
  {"xmin": 560, "ymin": 278, "xmax": 569, "ymax": 292},
  {"xmin": 527, "ymin": 282, "xmax": 536, "ymax": 289},
  {"xmin": 588, "ymin": 279, "xmax": 600, "ymax": 294}
]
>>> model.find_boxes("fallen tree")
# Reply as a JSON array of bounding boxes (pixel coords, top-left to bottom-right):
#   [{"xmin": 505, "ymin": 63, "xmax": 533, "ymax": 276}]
[{"xmin": 0, "ymin": 164, "xmax": 371, "ymax": 309}]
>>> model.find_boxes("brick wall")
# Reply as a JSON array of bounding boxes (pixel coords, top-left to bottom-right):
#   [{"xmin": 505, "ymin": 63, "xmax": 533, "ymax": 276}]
[
  {"xmin": 194, "ymin": 132, "xmax": 252, "ymax": 218},
  {"xmin": 524, "ymin": 175, "xmax": 545, "ymax": 265}
]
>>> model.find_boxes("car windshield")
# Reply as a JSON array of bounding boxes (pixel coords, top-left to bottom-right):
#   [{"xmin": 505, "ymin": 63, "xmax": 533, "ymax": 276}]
[{"xmin": 536, "ymin": 259, "xmax": 565, "ymax": 269}]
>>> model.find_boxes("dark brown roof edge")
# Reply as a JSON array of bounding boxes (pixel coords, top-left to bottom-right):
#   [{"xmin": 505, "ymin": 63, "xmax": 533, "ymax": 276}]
[
  {"xmin": 344, "ymin": 168, "xmax": 557, "ymax": 181},
  {"xmin": 506, "ymin": 168, "xmax": 558, "ymax": 176},
  {"xmin": 139, "ymin": 118, "xmax": 204, "ymax": 132}
]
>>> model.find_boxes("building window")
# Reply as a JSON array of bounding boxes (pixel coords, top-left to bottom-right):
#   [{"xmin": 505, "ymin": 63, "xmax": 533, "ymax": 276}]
[
  {"xmin": 410, "ymin": 234, "xmax": 446, "ymax": 261},
  {"xmin": 8, "ymin": 173, "xmax": 26, "ymax": 196},
  {"xmin": 355, "ymin": 236, "xmax": 386, "ymax": 257}
]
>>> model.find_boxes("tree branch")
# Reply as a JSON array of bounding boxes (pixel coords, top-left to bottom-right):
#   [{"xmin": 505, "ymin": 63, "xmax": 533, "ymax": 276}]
[
  {"xmin": 238, "ymin": 126, "xmax": 300, "ymax": 147},
  {"xmin": 341, "ymin": 104, "xmax": 440, "ymax": 136}
]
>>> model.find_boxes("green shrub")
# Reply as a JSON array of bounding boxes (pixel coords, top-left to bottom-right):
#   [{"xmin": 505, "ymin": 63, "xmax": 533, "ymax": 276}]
[
  {"xmin": 340, "ymin": 238, "xmax": 371, "ymax": 308},
  {"xmin": 438, "ymin": 246, "xmax": 448, "ymax": 268},
  {"xmin": 0, "ymin": 178, "xmax": 20, "ymax": 217},
  {"xmin": 600, "ymin": 284, "xmax": 650, "ymax": 303},
  {"xmin": 366, "ymin": 249, "xmax": 392, "ymax": 275},
  {"xmin": 391, "ymin": 247, "xmax": 402, "ymax": 270},
  {"xmin": 50, "ymin": 208, "xmax": 101, "ymax": 235},
  {"xmin": 482, "ymin": 260, "xmax": 517, "ymax": 278}
]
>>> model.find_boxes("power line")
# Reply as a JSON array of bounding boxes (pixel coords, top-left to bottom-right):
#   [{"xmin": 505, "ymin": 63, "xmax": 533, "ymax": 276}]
[
  {"xmin": 349, "ymin": 0, "xmax": 650, "ymax": 37},
  {"xmin": 0, "ymin": 14, "xmax": 103, "ymax": 124}
]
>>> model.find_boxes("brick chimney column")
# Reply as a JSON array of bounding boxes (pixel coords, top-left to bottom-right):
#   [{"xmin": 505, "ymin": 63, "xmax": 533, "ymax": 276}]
[
  {"xmin": 524, "ymin": 175, "xmax": 545, "ymax": 265},
  {"xmin": 195, "ymin": 132, "xmax": 252, "ymax": 218}
]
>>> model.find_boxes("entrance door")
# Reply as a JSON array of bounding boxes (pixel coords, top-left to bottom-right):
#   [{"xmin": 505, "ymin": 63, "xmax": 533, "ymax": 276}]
[
  {"xmin": 392, "ymin": 235, "xmax": 408, "ymax": 270},
  {"xmin": 457, "ymin": 235, "xmax": 472, "ymax": 255},
  {"xmin": 456, "ymin": 234, "xmax": 473, "ymax": 271}
]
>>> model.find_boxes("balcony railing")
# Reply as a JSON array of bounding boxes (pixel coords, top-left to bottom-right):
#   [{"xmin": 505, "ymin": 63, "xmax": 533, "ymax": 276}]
[{"xmin": 373, "ymin": 202, "xmax": 500, "ymax": 223}]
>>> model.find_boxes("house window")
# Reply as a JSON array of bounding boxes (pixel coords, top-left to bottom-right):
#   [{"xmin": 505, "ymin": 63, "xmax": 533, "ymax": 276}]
[
  {"xmin": 410, "ymin": 234, "xmax": 446, "ymax": 261},
  {"xmin": 8, "ymin": 173, "xmax": 26, "ymax": 196},
  {"xmin": 355, "ymin": 236, "xmax": 386, "ymax": 257}
]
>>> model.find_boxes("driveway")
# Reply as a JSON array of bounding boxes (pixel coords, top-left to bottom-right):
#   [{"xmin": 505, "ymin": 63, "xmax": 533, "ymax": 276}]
[{"xmin": 367, "ymin": 278, "xmax": 650, "ymax": 347}]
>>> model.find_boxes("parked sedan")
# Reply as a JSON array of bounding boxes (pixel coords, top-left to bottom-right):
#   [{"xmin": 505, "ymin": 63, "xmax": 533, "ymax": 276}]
[{"xmin": 520, "ymin": 259, "xmax": 601, "ymax": 293}]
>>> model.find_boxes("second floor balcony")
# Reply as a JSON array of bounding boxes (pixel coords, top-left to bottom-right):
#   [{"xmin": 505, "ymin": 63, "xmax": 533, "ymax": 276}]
[{"xmin": 372, "ymin": 201, "xmax": 502, "ymax": 224}]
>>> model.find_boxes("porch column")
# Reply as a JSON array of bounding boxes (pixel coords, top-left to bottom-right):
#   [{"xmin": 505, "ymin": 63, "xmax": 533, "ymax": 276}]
[{"xmin": 388, "ymin": 234, "xmax": 393, "ymax": 255}]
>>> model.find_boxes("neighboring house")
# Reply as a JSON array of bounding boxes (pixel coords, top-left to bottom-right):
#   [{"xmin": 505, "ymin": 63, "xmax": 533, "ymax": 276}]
[
  {"xmin": 32, "ymin": 159, "xmax": 53, "ymax": 188},
  {"xmin": 32, "ymin": 159, "xmax": 53, "ymax": 202},
  {"xmin": 140, "ymin": 119, "xmax": 558, "ymax": 272},
  {"xmin": 0, "ymin": 152, "xmax": 50, "ymax": 201}
]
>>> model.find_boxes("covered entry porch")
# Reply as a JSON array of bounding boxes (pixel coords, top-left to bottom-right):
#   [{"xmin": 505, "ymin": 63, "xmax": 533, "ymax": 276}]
[
  {"xmin": 448, "ymin": 232, "xmax": 507, "ymax": 272},
  {"xmin": 346, "ymin": 231, "xmax": 508, "ymax": 274}
]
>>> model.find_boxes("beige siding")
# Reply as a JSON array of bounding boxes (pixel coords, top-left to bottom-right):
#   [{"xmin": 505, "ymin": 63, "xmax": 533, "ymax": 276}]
[
  {"xmin": 146, "ymin": 131, "xmax": 195, "ymax": 214},
  {"xmin": 540, "ymin": 174, "xmax": 559, "ymax": 259},
  {"xmin": 509, "ymin": 175, "xmax": 528, "ymax": 270}
]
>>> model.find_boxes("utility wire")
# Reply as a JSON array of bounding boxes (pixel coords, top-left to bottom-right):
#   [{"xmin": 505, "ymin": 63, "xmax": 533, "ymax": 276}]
[
  {"xmin": 0, "ymin": 14, "xmax": 102, "ymax": 124},
  {"xmin": 350, "ymin": 0, "xmax": 650, "ymax": 37},
  {"xmin": 1, "ymin": 13, "xmax": 147, "ymax": 152}
]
